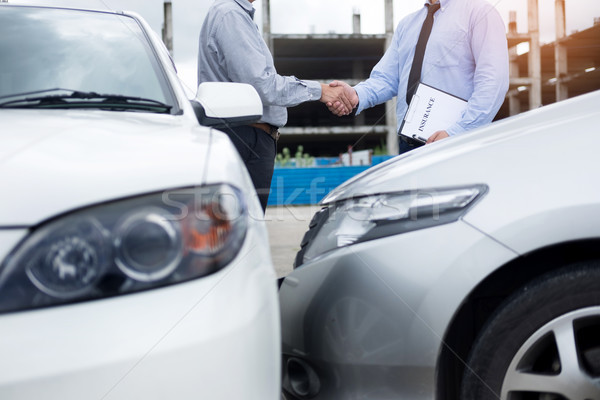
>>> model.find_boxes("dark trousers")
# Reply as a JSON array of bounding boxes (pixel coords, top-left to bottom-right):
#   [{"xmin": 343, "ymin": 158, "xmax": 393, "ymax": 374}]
[
  {"xmin": 223, "ymin": 125, "xmax": 276, "ymax": 212},
  {"xmin": 398, "ymin": 137, "xmax": 421, "ymax": 154}
]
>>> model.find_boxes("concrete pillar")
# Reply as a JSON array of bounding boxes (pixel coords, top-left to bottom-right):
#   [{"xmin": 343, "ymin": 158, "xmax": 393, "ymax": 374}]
[
  {"xmin": 352, "ymin": 68, "xmax": 366, "ymax": 126},
  {"xmin": 384, "ymin": 0, "xmax": 398, "ymax": 155},
  {"xmin": 351, "ymin": 9, "xmax": 365, "ymax": 126},
  {"xmin": 162, "ymin": 1, "xmax": 173, "ymax": 56},
  {"xmin": 508, "ymin": 11, "xmax": 521, "ymax": 116},
  {"xmin": 353, "ymin": 9, "xmax": 361, "ymax": 34},
  {"xmin": 528, "ymin": 0, "xmax": 542, "ymax": 109},
  {"xmin": 384, "ymin": 0, "xmax": 394, "ymax": 39},
  {"xmin": 262, "ymin": 0, "xmax": 273, "ymax": 53},
  {"xmin": 555, "ymin": 0, "xmax": 568, "ymax": 101}
]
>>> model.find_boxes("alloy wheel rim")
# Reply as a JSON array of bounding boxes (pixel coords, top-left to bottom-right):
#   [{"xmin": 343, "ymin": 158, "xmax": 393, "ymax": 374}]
[{"xmin": 501, "ymin": 306, "xmax": 600, "ymax": 400}]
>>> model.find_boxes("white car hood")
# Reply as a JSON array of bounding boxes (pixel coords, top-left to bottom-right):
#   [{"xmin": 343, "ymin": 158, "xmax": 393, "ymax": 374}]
[
  {"xmin": 0, "ymin": 109, "xmax": 214, "ymax": 226},
  {"xmin": 323, "ymin": 91, "xmax": 600, "ymax": 204}
]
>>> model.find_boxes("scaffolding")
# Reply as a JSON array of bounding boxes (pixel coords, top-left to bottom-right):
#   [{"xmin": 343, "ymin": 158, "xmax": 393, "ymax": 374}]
[{"xmin": 503, "ymin": 0, "xmax": 600, "ymax": 118}]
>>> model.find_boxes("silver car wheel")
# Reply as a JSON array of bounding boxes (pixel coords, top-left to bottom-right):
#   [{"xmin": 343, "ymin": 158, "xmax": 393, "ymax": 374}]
[
  {"xmin": 460, "ymin": 266, "xmax": 600, "ymax": 400},
  {"xmin": 501, "ymin": 307, "xmax": 600, "ymax": 399}
]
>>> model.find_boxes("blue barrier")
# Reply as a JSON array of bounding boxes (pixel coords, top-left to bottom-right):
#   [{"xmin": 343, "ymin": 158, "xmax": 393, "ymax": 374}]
[
  {"xmin": 372, "ymin": 155, "xmax": 395, "ymax": 166},
  {"xmin": 268, "ymin": 156, "xmax": 395, "ymax": 206},
  {"xmin": 314, "ymin": 157, "xmax": 339, "ymax": 166},
  {"xmin": 268, "ymin": 166, "xmax": 370, "ymax": 206}
]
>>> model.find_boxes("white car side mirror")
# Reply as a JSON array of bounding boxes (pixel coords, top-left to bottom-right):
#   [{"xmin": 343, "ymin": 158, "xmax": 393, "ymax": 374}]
[{"xmin": 193, "ymin": 82, "xmax": 262, "ymax": 128}]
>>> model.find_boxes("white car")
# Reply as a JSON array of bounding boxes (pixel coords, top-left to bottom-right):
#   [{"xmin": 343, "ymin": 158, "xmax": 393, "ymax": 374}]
[
  {"xmin": 279, "ymin": 90, "xmax": 600, "ymax": 399},
  {"xmin": 0, "ymin": 5, "xmax": 279, "ymax": 400}
]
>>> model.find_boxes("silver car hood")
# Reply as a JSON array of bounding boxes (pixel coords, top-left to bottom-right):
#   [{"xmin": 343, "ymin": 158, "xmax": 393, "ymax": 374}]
[
  {"xmin": 323, "ymin": 90, "xmax": 600, "ymax": 204},
  {"xmin": 0, "ymin": 109, "xmax": 213, "ymax": 226}
]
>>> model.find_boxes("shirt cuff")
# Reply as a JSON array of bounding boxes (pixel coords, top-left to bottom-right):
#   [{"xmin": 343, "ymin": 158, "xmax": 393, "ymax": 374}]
[
  {"xmin": 353, "ymin": 85, "xmax": 368, "ymax": 115},
  {"xmin": 303, "ymin": 80, "xmax": 322, "ymax": 101},
  {"xmin": 446, "ymin": 122, "xmax": 466, "ymax": 137}
]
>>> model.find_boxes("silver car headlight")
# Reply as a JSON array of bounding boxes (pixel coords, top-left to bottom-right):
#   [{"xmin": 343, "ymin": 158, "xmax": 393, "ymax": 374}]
[
  {"xmin": 300, "ymin": 185, "xmax": 487, "ymax": 264},
  {"xmin": 0, "ymin": 184, "xmax": 247, "ymax": 314}
]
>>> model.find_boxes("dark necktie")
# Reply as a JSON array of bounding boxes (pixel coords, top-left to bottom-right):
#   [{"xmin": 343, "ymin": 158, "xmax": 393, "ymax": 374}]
[{"xmin": 406, "ymin": 2, "xmax": 441, "ymax": 105}]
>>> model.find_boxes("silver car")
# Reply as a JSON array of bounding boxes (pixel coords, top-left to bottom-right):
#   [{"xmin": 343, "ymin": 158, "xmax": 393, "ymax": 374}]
[{"xmin": 279, "ymin": 90, "xmax": 600, "ymax": 399}]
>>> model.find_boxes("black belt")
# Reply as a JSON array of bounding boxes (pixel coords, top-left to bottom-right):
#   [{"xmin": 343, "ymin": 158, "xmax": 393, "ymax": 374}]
[{"xmin": 250, "ymin": 123, "xmax": 280, "ymax": 141}]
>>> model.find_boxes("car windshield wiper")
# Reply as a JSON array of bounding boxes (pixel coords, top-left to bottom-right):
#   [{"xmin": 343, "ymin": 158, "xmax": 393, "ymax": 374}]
[
  {"xmin": 0, "ymin": 88, "xmax": 82, "ymax": 100},
  {"xmin": 0, "ymin": 90, "xmax": 173, "ymax": 113}
]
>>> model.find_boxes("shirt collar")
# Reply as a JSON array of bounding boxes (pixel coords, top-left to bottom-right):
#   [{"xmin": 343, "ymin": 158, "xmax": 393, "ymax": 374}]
[
  {"xmin": 425, "ymin": 0, "xmax": 448, "ymax": 11},
  {"xmin": 233, "ymin": 0, "xmax": 256, "ymax": 19}
]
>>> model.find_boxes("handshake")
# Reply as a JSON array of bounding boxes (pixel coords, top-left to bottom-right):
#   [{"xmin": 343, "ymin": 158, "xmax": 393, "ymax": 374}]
[{"xmin": 319, "ymin": 81, "xmax": 359, "ymax": 117}]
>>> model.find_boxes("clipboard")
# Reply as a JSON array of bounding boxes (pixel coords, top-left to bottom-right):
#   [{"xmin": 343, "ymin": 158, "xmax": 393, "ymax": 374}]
[{"xmin": 399, "ymin": 82, "xmax": 468, "ymax": 144}]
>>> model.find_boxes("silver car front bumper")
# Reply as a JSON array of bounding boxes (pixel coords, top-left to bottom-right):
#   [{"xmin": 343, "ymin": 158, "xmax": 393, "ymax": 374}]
[{"xmin": 279, "ymin": 219, "xmax": 517, "ymax": 399}]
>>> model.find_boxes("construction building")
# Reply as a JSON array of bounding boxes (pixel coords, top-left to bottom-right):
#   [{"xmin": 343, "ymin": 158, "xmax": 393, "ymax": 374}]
[
  {"xmin": 262, "ymin": 0, "xmax": 396, "ymax": 156},
  {"xmin": 260, "ymin": 0, "xmax": 600, "ymax": 157},
  {"xmin": 501, "ymin": 1, "xmax": 600, "ymax": 117}
]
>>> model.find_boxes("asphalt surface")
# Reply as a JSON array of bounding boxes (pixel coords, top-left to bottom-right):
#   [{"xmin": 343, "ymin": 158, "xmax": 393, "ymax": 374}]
[
  {"xmin": 265, "ymin": 205, "xmax": 319, "ymax": 400},
  {"xmin": 265, "ymin": 205, "xmax": 321, "ymax": 278}
]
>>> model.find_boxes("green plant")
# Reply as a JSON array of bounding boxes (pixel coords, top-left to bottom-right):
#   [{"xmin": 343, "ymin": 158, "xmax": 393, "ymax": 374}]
[
  {"xmin": 275, "ymin": 147, "xmax": 292, "ymax": 167},
  {"xmin": 372, "ymin": 139, "xmax": 388, "ymax": 156},
  {"xmin": 275, "ymin": 145, "xmax": 314, "ymax": 167},
  {"xmin": 295, "ymin": 145, "xmax": 314, "ymax": 167}
]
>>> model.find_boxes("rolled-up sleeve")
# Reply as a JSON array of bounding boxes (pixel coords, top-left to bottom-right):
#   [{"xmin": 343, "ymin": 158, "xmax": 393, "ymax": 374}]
[
  {"xmin": 446, "ymin": 5, "xmax": 509, "ymax": 136},
  {"xmin": 212, "ymin": 11, "xmax": 321, "ymax": 107}
]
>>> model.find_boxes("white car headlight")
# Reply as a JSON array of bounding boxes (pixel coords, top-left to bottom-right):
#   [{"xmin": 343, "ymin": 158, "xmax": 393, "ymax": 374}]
[
  {"xmin": 300, "ymin": 185, "xmax": 487, "ymax": 264},
  {"xmin": 0, "ymin": 184, "xmax": 247, "ymax": 314}
]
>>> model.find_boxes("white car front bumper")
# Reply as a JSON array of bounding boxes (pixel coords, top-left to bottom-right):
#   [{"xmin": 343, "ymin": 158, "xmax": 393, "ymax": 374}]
[{"xmin": 0, "ymin": 230, "xmax": 280, "ymax": 400}]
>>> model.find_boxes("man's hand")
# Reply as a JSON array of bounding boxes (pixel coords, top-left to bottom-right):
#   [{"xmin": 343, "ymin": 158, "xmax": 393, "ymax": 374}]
[
  {"xmin": 324, "ymin": 81, "xmax": 359, "ymax": 116},
  {"xmin": 320, "ymin": 83, "xmax": 354, "ymax": 116},
  {"xmin": 426, "ymin": 130, "xmax": 449, "ymax": 144}
]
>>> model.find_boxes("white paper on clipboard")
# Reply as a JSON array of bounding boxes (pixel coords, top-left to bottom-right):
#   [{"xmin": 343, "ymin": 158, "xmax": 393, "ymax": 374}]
[{"xmin": 399, "ymin": 82, "xmax": 468, "ymax": 143}]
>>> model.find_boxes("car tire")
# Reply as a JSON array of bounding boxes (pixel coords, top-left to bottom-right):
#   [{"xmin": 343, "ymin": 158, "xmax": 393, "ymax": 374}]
[{"xmin": 460, "ymin": 264, "xmax": 600, "ymax": 400}]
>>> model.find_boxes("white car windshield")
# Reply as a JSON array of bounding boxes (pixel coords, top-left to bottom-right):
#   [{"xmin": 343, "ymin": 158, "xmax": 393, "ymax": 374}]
[{"xmin": 0, "ymin": 6, "xmax": 174, "ymax": 111}]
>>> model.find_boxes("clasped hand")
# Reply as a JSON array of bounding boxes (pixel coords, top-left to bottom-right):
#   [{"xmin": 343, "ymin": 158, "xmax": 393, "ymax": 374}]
[
  {"xmin": 320, "ymin": 81, "xmax": 359, "ymax": 116},
  {"xmin": 322, "ymin": 81, "xmax": 450, "ymax": 144}
]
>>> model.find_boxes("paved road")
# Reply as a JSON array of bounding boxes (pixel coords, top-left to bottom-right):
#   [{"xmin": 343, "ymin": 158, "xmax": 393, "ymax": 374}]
[
  {"xmin": 265, "ymin": 205, "xmax": 319, "ymax": 400},
  {"xmin": 266, "ymin": 205, "xmax": 322, "ymax": 400},
  {"xmin": 265, "ymin": 205, "xmax": 321, "ymax": 278}
]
